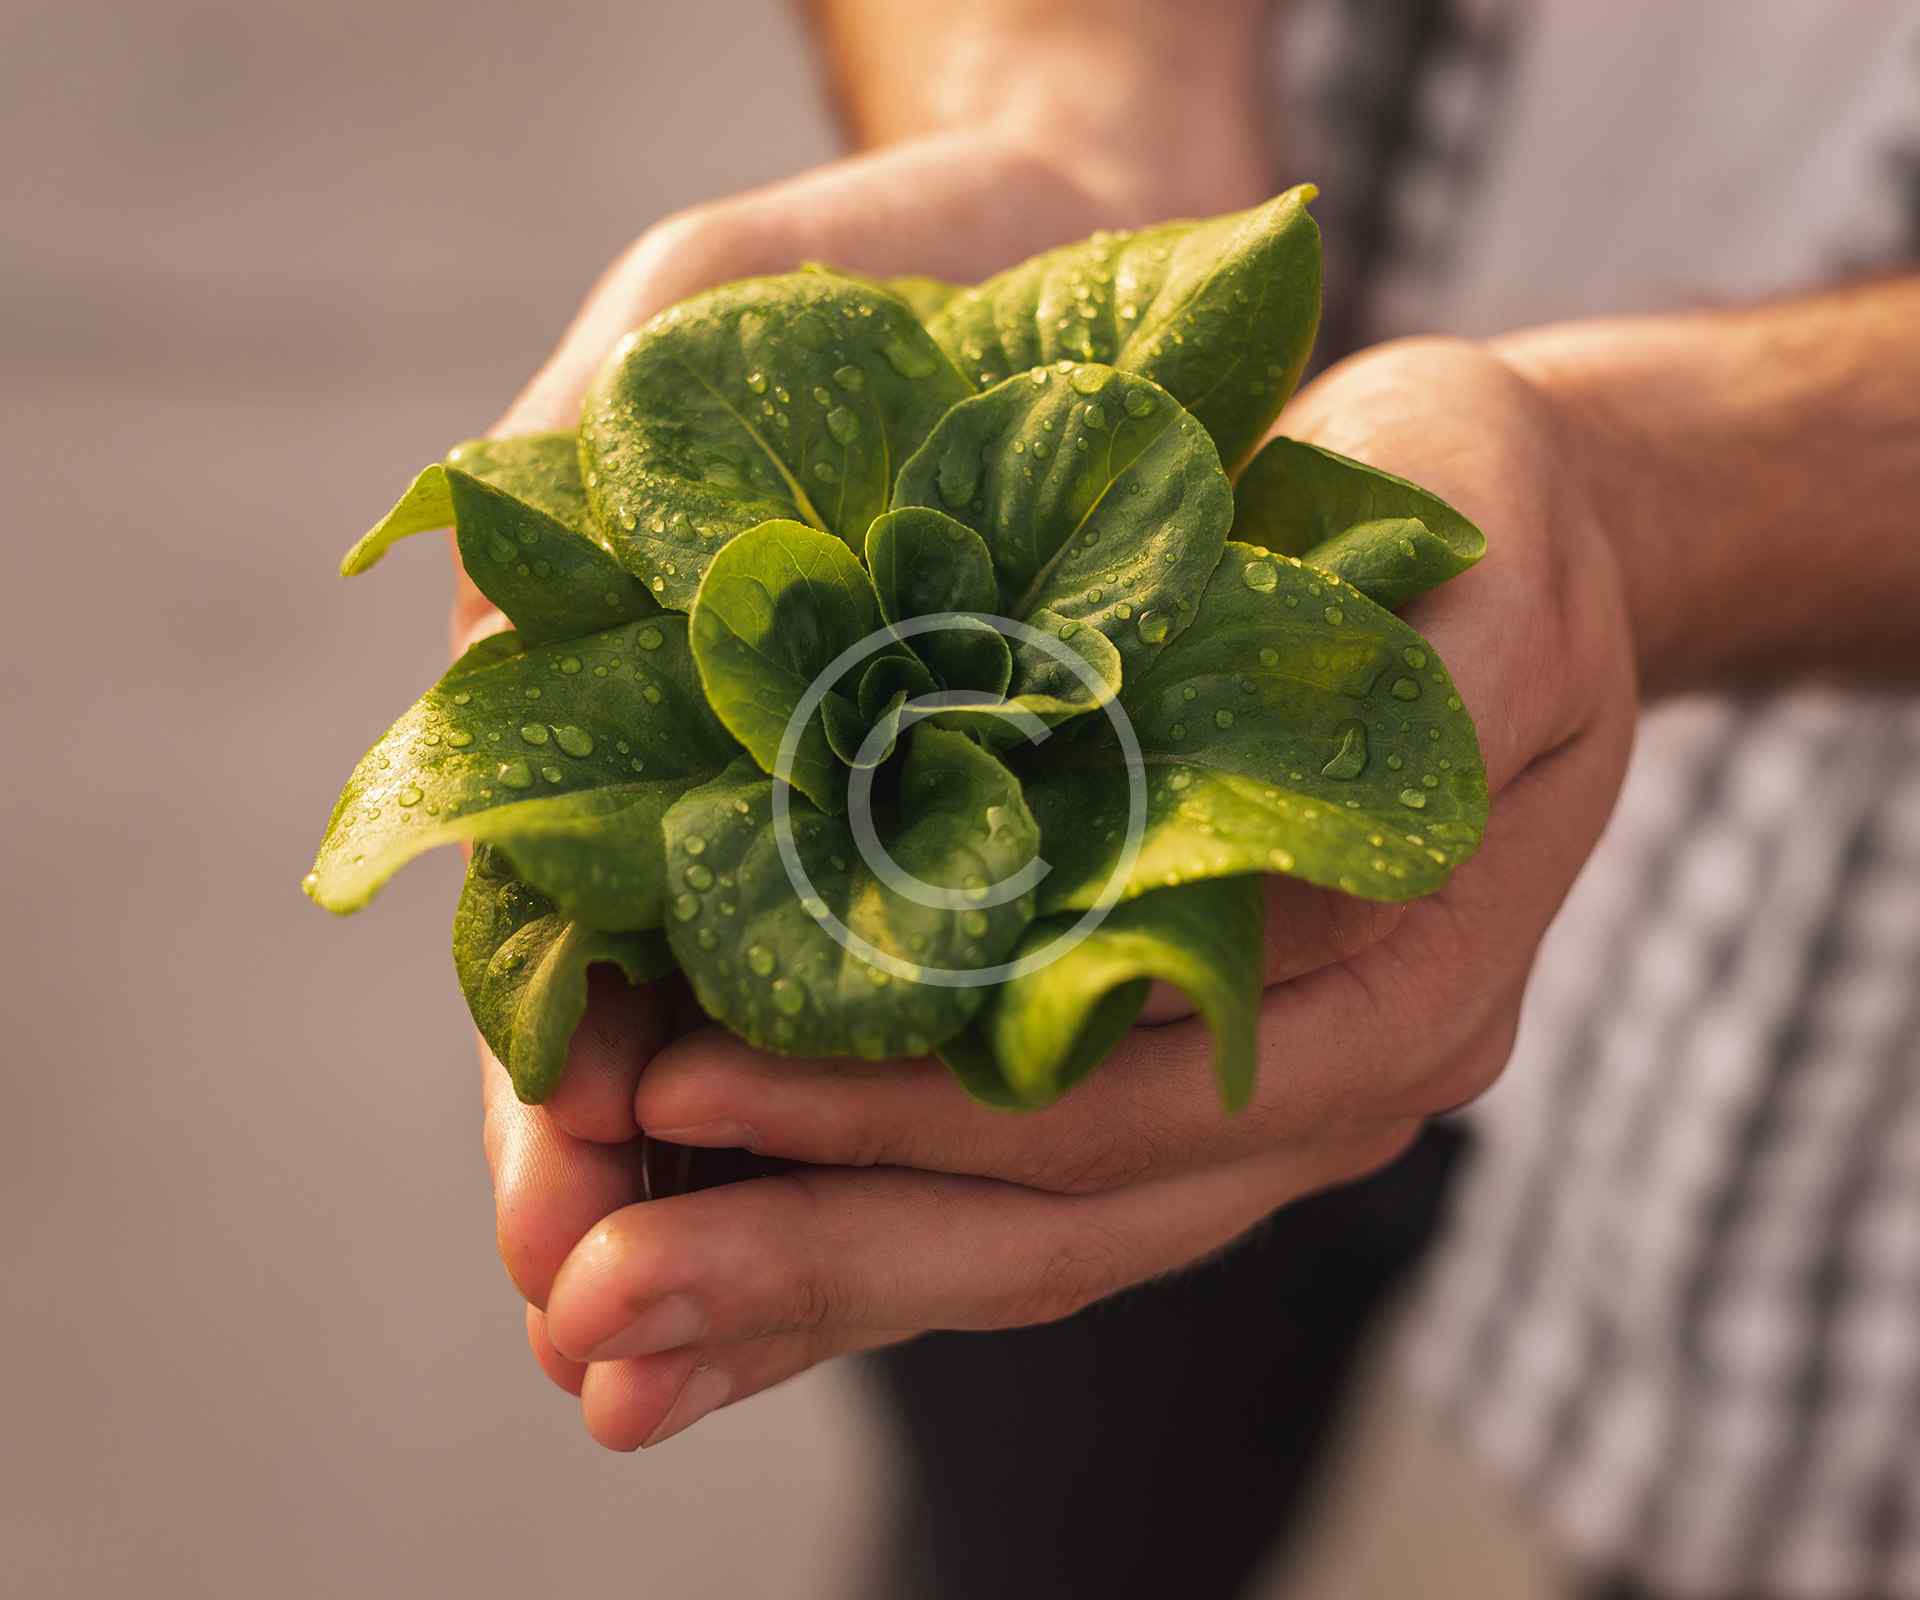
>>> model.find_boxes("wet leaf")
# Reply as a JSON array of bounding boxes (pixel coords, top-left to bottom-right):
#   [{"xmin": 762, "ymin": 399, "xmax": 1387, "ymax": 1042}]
[
  {"xmin": 944, "ymin": 875, "xmax": 1265, "ymax": 1109},
  {"xmin": 1232, "ymin": 436, "xmax": 1486, "ymax": 609},
  {"xmin": 924, "ymin": 187, "xmax": 1321, "ymax": 469},
  {"xmin": 1017, "ymin": 543, "xmax": 1487, "ymax": 909},
  {"xmin": 580, "ymin": 273, "xmax": 971, "ymax": 608},
  {"xmin": 686, "ymin": 519, "xmax": 882, "ymax": 812},
  {"xmin": 454, "ymin": 846, "xmax": 672, "ymax": 1103},
  {"xmin": 307, "ymin": 617, "xmax": 738, "ymax": 930},
  {"xmin": 339, "ymin": 435, "xmax": 658, "ymax": 644},
  {"xmin": 892, "ymin": 365, "xmax": 1229, "ymax": 698},
  {"xmin": 661, "ymin": 734, "xmax": 1040, "ymax": 1059}
]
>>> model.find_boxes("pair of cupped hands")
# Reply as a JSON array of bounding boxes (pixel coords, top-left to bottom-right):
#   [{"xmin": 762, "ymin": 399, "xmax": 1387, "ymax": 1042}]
[{"xmin": 459, "ymin": 130, "xmax": 1637, "ymax": 1450}]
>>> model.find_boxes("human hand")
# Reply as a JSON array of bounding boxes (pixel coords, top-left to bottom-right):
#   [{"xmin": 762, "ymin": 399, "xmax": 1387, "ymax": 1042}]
[
  {"xmin": 467, "ymin": 123, "xmax": 1280, "ymax": 1438},
  {"xmin": 515, "ymin": 336, "xmax": 1641, "ymax": 1449}
]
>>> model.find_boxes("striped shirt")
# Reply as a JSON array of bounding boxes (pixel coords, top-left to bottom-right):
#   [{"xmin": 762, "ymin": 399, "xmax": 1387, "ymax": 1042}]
[{"xmin": 1275, "ymin": 2, "xmax": 1920, "ymax": 1591}]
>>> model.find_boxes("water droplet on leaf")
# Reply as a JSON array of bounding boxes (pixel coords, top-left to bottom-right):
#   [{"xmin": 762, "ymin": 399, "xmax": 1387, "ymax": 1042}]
[{"xmin": 1321, "ymin": 720, "xmax": 1368, "ymax": 780}]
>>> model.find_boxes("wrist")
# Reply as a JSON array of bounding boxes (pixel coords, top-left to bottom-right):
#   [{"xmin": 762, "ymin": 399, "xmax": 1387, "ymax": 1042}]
[{"xmin": 807, "ymin": 0, "xmax": 1273, "ymax": 224}]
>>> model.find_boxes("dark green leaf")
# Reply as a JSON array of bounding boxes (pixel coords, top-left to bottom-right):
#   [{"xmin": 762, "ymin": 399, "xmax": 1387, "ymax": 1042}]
[
  {"xmin": 339, "ymin": 435, "xmax": 658, "ymax": 645},
  {"xmin": 306, "ymin": 616, "xmax": 738, "ymax": 930},
  {"xmin": 581, "ymin": 273, "xmax": 972, "ymax": 608},
  {"xmin": 924, "ymin": 620, "xmax": 1122, "ymax": 753},
  {"xmin": 442, "ymin": 470, "xmax": 660, "ymax": 644},
  {"xmin": 1231, "ymin": 436, "xmax": 1486, "ymax": 608},
  {"xmin": 948, "ymin": 875, "xmax": 1266, "ymax": 1109},
  {"xmin": 856, "ymin": 651, "xmax": 940, "ymax": 723},
  {"xmin": 454, "ymin": 846, "xmax": 673, "ymax": 1103},
  {"xmin": 343, "ymin": 432, "xmax": 596, "ymax": 571},
  {"xmin": 660, "ymin": 732, "xmax": 1040, "ymax": 1059},
  {"xmin": 1018, "ymin": 543, "xmax": 1487, "ymax": 910},
  {"xmin": 686, "ymin": 518, "xmax": 883, "ymax": 812},
  {"xmin": 924, "ymin": 187, "xmax": 1321, "ymax": 469},
  {"xmin": 442, "ymin": 433, "xmax": 598, "ymax": 533},
  {"xmin": 864, "ymin": 508, "xmax": 1010, "ymax": 693},
  {"xmin": 834, "ymin": 653, "xmax": 939, "ymax": 772},
  {"xmin": 892, "ymin": 365, "xmax": 1231, "ymax": 697}
]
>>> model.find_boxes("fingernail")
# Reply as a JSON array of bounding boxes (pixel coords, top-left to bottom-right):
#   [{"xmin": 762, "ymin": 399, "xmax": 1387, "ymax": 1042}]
[
  {"xmin": 644, "ymin": 1362, "xmax": 732, "ymax": 1448},
  {"xmin": 586, "ymin": 1293, "xmax": 705, "ymax": 1361},
  {"xmin": 645, "ymin": 1120, "xmax": 757, "ymax": 1149}
]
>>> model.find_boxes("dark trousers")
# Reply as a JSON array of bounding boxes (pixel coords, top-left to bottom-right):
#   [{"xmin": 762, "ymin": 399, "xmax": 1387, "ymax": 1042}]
[{"xmin": 863, "ymin": 1121, "xmax": 1467, "ymax": 1600}]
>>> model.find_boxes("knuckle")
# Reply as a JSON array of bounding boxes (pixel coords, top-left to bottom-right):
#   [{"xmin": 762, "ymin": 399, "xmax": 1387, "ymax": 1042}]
[
  {"xmin": 622, "ymin": 204, "xmax": 761, "ymax": 294},
  {"xmin": 781, "ymin": 1269, "xmax": 841, "ymax": 1335}
]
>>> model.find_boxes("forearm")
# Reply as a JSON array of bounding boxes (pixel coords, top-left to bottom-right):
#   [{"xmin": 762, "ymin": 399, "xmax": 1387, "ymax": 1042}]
[
  {"xmin": 1498, "ymin": 277, "xmax": 1920, "ymax": 696},
  {"xmin": 801, "ymin": 0, "xmax": 1274, "ymax": 221}
]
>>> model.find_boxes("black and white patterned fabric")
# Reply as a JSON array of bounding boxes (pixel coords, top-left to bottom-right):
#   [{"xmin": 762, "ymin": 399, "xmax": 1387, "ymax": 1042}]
[
  {"xmin": 1408, "ymin": 695, "xmax": 1920, "ymax": 1595},
  {"xmin": 1275, "ymin": 3, "xmax": 1920, "ymax": 1592}
]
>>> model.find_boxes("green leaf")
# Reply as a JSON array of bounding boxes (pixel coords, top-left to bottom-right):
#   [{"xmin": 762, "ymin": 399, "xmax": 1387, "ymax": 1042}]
[
  {"xmin": 1018, "ymin": 542, "xmax": 1487, "ymax": 910},
  {"xmin": 443, "ymin": 470, "xmax": 660, "ymax": 644},
  {"xmin": 660, "ymin": 731, "xmax": 1040, "ymax": 1059},
  {"xmin": 580, "ymin": 273, "xmax": 972, "ymax": 608},
  {"xmin": 833, "ymin": 653, "xmax": 939, "ymax": 773},
  {"xmin": 864, "ymin": 508, "xmax": 1010, "ymax": 694},
  {"xmin": 340, "ymin": 462, "xmax": 452, "ymax": 574},
  {"xmin": 948, "ymin": 875, "xmax": 1266, "ymax": 1110},
  {"xmin": 802, "ymin": 262, "xmax": 966, "ymax": 324},
  {"xmin": 874, "ymin": 273, "xmax": 965, "ymax": 324},
  {"xmin": 454, "ymin": 846, "xmax": 673, "ymax": 1103},
  {"xmin": 924, "ymin": 187, "xmax": 1321, "ymax": 470},
  {"xmin": 856, "ymin": 651, "xmax": 941, "ymax": 723},
  {"xmin": 343, "ymin": 432, "xmax": 596, "ymax": 572},
  {"xmin": 339, "ymin": 435, "xmax": 658, "ymax": 645},
  {"xmin": 892, "ymin": 365, "xmax": 1231, "ymax": 696},
  {"xmin": 1232, "ymin": 436, "xmax": 1486, "ymax": 608},
  {"xmin": 933, "ymin": 1026, "xmax": 1037, "ymax": 1109},
  {"xmin": 307, "ymin": 616, "xmax": 738, "ymax": 930},
  {"xmin": 864, "ymin": 504, "xmax": 1117, "ymax": 750},
  {"xmin": 686, "ymin": 519, "xmax": 883, "ymax": 813},
  {"xmin": 442, "ymin": 433, "xmax": 598, "ymax": 534}
]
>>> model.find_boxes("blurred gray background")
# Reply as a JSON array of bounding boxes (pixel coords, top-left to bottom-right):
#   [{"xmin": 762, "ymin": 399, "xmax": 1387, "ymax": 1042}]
[{"xmin": 0, "ymin": 2, "xmax": 1558, "ymax": 1593}]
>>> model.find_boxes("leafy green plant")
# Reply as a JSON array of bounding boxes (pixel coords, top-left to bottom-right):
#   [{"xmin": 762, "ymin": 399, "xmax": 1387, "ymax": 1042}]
[{"xmin": 308, "ymin": 187, "xmax": 1488, "ymax": 1111}]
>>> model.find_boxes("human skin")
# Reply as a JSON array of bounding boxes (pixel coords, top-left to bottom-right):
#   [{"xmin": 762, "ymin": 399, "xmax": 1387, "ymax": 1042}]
[{"xmin": 460, "ymin": 1, "xmax": 1920, "ymax": 1449}]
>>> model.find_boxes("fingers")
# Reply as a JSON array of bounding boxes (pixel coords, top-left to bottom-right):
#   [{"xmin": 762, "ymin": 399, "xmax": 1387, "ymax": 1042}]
[
  {"xmin": 497, "ymin": 135, "xmax": 1113, "ymax": 441},
  {"xmin": 1279, "ymin": 338, "xmax": 1638, "ymax": 793},
  {"xmin": 631, "ymin": 966, "xmax": 1438, "ymax": 1200},
  {"xmin": 577, "ymin": 1326, "xmax": 901, "ymax": 1452},
  {"xmin": 480, "ymin": 1045, "xmax": 644, "ymax": 1307},
  {"xmin": 545, "ymin": 1139, "xmax": 1392, "ymax": 1376},
  {"xmin": 539, "ymin": 968, "xmax": 669, "ymax": 1146},
  {"xmin": 526, "ymin": 1304, "xmax": 586, "ymax": 1397},
  {"xmin": 632, "ymin": 718, "xmax": 1607, "ymax": 1197}
]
